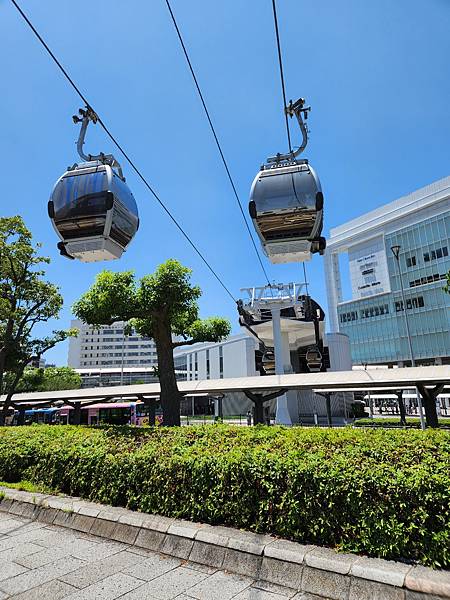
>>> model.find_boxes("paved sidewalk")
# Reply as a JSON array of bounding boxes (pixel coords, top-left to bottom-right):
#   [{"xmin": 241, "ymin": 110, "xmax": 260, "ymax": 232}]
[{"xmin": 0, "ymin": 512, "xmax": 321, "ymax": 600}]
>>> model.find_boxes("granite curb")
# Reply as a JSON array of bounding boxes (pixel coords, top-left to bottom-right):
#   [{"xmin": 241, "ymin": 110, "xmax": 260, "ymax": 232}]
[{"xmin": 1, "ymin": 486, "xmax": 449, "ymax": 599}]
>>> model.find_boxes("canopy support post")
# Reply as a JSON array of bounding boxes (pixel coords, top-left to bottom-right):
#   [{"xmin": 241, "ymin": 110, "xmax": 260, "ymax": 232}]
[{"xmin": 244, "ymin": 389, "xmax": 284, "ymax": 425}]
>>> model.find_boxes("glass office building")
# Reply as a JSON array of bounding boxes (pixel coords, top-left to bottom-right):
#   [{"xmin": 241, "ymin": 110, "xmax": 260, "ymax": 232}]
[{"xmin": 324, "ymin": 177, "xmax": 450, "ymax": 366}]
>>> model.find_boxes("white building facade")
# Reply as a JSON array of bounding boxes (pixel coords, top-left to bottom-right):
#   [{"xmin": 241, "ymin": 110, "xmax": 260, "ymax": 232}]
[
  {"xmin": 173, "ymin": 334, "xmax": 260, "ymax": 381},
  {"xmin": 324, "ymin": 176, "xmax": 450, "ymax": 366},
  {"xmin": 68, "ymin": 319, "xmax": 158, "ymax": 370}
]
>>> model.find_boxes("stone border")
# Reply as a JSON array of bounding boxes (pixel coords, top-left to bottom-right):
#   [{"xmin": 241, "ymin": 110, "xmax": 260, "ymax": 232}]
[{"xmin": 1, "ymin": 487, "xmax": 449, "ymax": 600}]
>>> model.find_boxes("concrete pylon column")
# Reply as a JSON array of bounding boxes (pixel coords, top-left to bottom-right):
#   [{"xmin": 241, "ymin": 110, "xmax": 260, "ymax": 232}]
[
  {"xmin": 273, "ymin": 308, "xmax": 284, "ymax": 375},
  {"xmin": 273, "ymin": 308, "xmax": 293, "ymax": 426}
]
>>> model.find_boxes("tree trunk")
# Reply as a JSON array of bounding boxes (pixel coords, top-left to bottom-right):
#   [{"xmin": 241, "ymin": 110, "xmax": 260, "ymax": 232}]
[
  {"xmin": 0, "ymin": 366, "xmax": 25, "ymax": 427},
  {"xmin": 154, "ymin": 315, "xmax": 182, "ymax": 426},
  {"xmin": 397, "ymin": 392, "xmax": 407, "ymax": 426}
]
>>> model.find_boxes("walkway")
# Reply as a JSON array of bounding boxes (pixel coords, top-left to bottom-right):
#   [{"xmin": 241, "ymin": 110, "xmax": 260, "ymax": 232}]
[{"xmin": 0, "ymin": 512, "xmax": 317, "ymax": 600}]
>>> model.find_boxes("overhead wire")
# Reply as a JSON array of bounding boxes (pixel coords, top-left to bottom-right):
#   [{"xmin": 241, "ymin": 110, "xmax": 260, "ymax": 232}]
[
  {"xmin": 9, "ymin": 0, "xmax": 236, "ymax": 304},
  {"xmin": 271, "ymin": 0, "xmax": 292, "ymax": 153},
  {"xmin": 271, "ymin": 0, "xmax": 311, "ymax": 297},
  {"xmin": 164, "ymin": 0, "xmax": 272, "ymax": 289}
]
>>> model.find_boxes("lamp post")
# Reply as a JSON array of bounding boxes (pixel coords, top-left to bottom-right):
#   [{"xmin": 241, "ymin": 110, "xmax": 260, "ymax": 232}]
[
  {"xmin": 120, "ymin": 323, "xmax": 127, "ymax": 386},
  {"xmin": 390, "ymin": 245, "xmax": 425, "ymax": 430},
  {"xmin": 363, "ymin": 362, "xmax": 373, "ymax": 418}
]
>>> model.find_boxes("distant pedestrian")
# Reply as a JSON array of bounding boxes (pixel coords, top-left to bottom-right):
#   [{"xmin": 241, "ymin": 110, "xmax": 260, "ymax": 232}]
[{"xmin": 246, "ymin": 410, "xmax": 252, "ymax": 426}]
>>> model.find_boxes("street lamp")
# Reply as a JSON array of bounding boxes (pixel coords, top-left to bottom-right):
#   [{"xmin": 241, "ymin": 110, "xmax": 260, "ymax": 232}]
[
  {"xmin": 390, "ymin": 245, "xmax": 425, "ymax": 430},
  {"xmin": 120, "ymin": 322, "xmax": 128, "ymax": 387}
]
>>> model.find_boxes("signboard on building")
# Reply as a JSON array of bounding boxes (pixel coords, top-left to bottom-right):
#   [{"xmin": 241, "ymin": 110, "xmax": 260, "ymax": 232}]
[{"xmin": 349, "ymin": 238, "xmax": 390, "ymax": 299}]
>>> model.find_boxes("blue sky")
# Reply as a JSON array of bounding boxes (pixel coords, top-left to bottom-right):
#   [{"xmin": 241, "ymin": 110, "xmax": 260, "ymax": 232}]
[{"xmin": 1, "ymin": 0, "xmax": 449, "ymax": 365}]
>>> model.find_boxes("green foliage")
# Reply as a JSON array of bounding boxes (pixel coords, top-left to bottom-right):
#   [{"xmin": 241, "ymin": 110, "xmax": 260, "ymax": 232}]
[
  {"xmin": 73, "ymin": 259, "xmax": 231, "ymax": 425},
  {"xmin": 72, "ymin": 260, "xmax": 230, "ymax": 343},
  {"xmin": 354, "ymin": 417, "xmax": 450, "ymax": 428},
  {"xmin": 0, "ymin": 216, "xmax": 76, "ymax": 415},
  {"xmin": 15, "ymin": 366, "xmax": 82, "ymax": 393},
  {"xmin": 72, "ymin": 271, "xmax": 137, "ymax": 326},
  {"xmin": 444, "ymin": 269, "xmax": 450, "ymax": 294},
  {"xmin": 184, "ymin": 317, "xmax": 231, "ymax": 344},
  {"xmin": 0, "ymin": 425, "xmax": 449, "ymax": 568},
  {"xmin": 0, "ymin": 479, "xmax": 54, "ymax": 494}
]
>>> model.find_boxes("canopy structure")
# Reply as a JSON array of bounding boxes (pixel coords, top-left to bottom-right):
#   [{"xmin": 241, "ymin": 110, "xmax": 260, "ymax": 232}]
[{"xmin": 1, "ymin": 365, "xmax": 448, "ymax": 409}]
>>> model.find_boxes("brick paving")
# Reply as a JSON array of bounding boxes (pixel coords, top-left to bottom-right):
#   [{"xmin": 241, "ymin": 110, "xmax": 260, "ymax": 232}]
[{"xmin": 0, "ymin": 512, "xmax": 321, "ymax": 600}]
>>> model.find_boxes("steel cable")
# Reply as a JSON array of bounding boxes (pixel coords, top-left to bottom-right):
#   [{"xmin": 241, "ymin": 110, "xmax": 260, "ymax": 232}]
[
  {"xmin": 271, "ymin": 0, "xmax": 292, "ymax": 153},
  {"xmin": 10, "ymin": 0, "xmax": 237, "ymax": 303},
  {"xmin": 164, "ymin": 0, "xmax": 272, "ymax": 288}
]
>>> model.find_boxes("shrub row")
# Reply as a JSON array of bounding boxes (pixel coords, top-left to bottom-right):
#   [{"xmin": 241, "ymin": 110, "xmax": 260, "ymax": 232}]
[
  {"xmin": 0, "ymin": 425, "xmax": 449, "ymax": 568},
  {"xmin": 354, "ymin": 417, "xmax": 450, "ymax": 428}
]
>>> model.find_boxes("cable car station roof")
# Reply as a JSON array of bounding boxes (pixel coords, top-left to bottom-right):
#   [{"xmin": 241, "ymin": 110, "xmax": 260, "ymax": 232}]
[{"xmin": 1, "ymin": 365, "xmax": 449, "ymax": 408}]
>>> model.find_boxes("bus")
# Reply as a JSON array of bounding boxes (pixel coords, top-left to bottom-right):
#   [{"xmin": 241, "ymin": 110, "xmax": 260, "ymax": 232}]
[
  {"xmin": 58, "ymin": 401, "xmax": 162, "ymax": 426},
  {"xmin": 10, "ymin": 407, "xmax": 60, "ymax": 425}
]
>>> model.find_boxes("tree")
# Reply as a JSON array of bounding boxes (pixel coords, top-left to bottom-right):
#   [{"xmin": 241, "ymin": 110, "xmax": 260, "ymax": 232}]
[
  {"xmin": 15, "ymin": 366, "xmax": 81, "ymax": 393},
  {"xmin": 73, "ymin": 260, "xmax": 231, "ymax": 426},
  {"xmin": 0, "ymin": 216, "xmax": 76, "ymax": 425},
  {"xmin": 445, "ymin": 270, "xmax": 450, "ymax": 294}
]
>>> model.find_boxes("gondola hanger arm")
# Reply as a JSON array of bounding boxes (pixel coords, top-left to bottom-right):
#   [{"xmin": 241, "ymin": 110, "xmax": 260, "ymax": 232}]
[
  {"xmin": 267, "ymin": 97, "xmax": 311, "ymax": 164},
  {"xmin": 72, "ymin": 107, "xmax": 124, "ymax": 179}
]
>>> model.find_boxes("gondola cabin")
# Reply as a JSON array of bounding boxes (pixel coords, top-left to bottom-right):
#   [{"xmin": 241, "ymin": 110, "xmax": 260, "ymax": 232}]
[
  {"xmin": 48, "ymin": 160, "xmax": 139, "ymax": 262},
  {"xmin": 249, "ymin": 159, "xmax": 325, "ymax": 264}
]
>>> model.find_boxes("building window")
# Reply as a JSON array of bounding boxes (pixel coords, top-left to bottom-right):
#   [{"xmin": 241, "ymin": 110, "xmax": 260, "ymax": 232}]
[
  {"xmin": 206, "ymin": 349, "xmax": 210, "ymax": 380},
  {"xmin": 395, "ymin": 296, "xmax": 424, "ymax": 311},
  {"xmin": 359, "ymin": 304, "xmax": 389, "ymax": 319},
  {"xmin": 406, "ymin": 256, "xmax": 416, "ymax": 268},
  {"xmin": 219, "ymin": 346, "xmax": 224, "ymax": 379},
  {"xmin": 424, "ymin": 246, "xmax": 448, "ymax": 263},
  {"xmin": 410, "ymin": 273, "xmax": 446, "ymax": 287},
  {"xmin": 339, "ymin": 311, "xmax": 358, "ymax": 324}
]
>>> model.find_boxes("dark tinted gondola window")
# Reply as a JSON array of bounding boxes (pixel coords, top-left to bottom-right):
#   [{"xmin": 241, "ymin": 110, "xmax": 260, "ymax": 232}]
[
  {"xmin": 110, "ymin": 205, "xmax": 136, "ymax": 247},
  {"xmin": 111, "ymin": 173, "xmax": 138, "ymax": 217},
  {"xmin": 256, "ymin": 169, "xmax": 317, "ymax": 212},
  {"xmin": 52, "ymin": 171, "xmax": 108, "ymax": 220}
]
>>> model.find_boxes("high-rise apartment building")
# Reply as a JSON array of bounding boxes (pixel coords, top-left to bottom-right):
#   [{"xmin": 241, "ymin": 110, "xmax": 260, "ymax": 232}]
[
  {"xmin": 324, "ymin": 176, "xmax": 450, "ymax": 366},
  {"xmin": 68, "ymin": 319, "xmax": 158, "ymax": 369}
]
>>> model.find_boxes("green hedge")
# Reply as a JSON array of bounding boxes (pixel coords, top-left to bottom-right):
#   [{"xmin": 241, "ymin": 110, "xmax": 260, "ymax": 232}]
[
  {"xmin": 0, "ymin": 425, "xmax": 449, "ymax": 568},
  {"xmin": 354, "ymin": 417, "xmax": 450, "ymax": 428}
]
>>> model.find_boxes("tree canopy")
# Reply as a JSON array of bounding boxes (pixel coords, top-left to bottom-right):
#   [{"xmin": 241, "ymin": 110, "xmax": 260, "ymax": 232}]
[
  {"xmin": 0, "ymin": 216, "xmax": 76, "ymax": 424},
  {"xmin": 73, "ymin": 259, "xmax": 231, "ymax": 425},
  {"xmin": 15, "ymin": 366, "xmax": 82, "ymax": 393}
]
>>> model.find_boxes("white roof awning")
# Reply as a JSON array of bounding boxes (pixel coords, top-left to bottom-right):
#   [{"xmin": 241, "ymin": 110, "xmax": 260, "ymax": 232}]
[{"xmin": 1, "ymin": 365, "xmax": 448, "ymax": 408}]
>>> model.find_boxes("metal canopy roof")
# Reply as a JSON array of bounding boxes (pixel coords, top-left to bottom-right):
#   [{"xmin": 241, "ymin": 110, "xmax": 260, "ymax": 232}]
[{"xmin": 1, "ymin": 365, "xmax": 448, "ymax": 408}]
